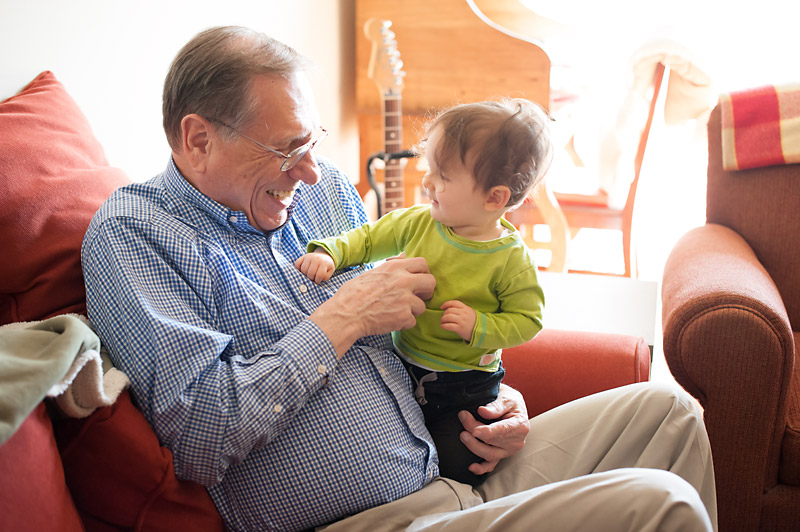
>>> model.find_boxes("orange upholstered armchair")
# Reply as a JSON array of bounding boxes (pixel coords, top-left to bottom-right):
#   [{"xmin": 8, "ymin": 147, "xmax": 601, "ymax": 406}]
[{"xmin": 661, "ymin": 99, "xmax": 800, "ymax": 532}]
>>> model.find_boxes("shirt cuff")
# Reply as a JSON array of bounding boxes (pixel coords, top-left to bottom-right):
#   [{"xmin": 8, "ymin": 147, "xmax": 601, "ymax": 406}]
[{"xmin": 270, "ymin": 318, "xmax": 339, "ymax": 389}]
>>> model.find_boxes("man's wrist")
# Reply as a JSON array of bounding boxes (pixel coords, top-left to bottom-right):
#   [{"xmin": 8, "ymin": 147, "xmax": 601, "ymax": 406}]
[{"xmin": 309, "ymin": 299, "xmax": 363, "ymax": 359}]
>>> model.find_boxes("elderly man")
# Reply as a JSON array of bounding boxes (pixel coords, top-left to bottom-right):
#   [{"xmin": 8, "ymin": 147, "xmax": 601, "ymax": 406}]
[{"xmin": 82, "ymin": 26, "xmax": 717, "ymax": 532}]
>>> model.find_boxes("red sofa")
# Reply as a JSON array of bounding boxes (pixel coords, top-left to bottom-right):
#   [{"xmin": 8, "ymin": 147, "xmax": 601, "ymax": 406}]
[{"xmin": 0, "ymin": 71, "xmax": 650, "ymax": 531}]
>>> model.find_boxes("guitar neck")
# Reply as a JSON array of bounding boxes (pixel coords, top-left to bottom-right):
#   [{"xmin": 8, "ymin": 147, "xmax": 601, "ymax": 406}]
[{"xmin": 383, "ymin": 94, "xmax": 404, "ymax": 213}]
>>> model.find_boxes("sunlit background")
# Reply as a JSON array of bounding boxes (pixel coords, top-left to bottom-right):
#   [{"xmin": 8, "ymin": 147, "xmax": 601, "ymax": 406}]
[{"xmin": 519, "ymin": 0, "xmax": 800, "ymax": 281}]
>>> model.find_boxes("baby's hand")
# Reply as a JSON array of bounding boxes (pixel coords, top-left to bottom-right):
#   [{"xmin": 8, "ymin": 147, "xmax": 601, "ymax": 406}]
[
  {"xmin": 440, "ymin": 300, "xmax": 476, "ymax": 342},
  {"xmin": 294, "ymin": 249, "xmax": 335, "ymax": 284}
]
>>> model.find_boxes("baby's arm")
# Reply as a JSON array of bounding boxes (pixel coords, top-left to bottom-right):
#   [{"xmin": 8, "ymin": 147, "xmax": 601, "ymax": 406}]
[
  {"xmin": 294, "ymin": 248, "xmax": 336, "ymax": 284},
  {"xmin": 296, "ymin": 208, "xmax": 411, "ymax": 284},
  {"xmin": 441, "ymin": 274, "xmax": 544, "ymax": 347},
  {"xmin": 440, "ymin": 300, "xmax": 477, "ymax": 342},
  {"xmin": 469, "ymin": 276, "xmax": 544, "ymax": 349}
]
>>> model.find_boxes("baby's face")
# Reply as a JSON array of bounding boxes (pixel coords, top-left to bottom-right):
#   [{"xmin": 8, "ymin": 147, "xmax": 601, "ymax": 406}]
[{"xmin": 420, "ymin": 126, "xmax": 488, "ymax": 231}]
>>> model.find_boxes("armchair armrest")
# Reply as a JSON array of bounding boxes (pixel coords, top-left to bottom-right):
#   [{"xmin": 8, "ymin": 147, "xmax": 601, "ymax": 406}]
[
  {"xmin": 661, "ymin": 223, "xmax": 794, "ymax": 502},
  {"xmin": 662, "ymin": 223, "xmax": 793, "ymax": 403},
  {"xmin": 502, "ymin": 328, "xmax": 650, "ymax": 418}
]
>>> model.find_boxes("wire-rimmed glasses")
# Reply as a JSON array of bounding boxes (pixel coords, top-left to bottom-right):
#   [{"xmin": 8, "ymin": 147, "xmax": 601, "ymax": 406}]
[{"xmin": 211, "ymin": 119, "xmax": 327, "ymax": 171}]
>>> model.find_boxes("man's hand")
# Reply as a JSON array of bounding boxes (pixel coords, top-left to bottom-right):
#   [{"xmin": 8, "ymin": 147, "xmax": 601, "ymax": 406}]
[
  {"xmin": 294, "ymin": 249, "xmax": 335, "ymax": 284},
  {"xmin": 309, "ymin": 256, "xmax": 435, "ymax": 358},
  {"xmin": 440, "ymin": 300, "xmax": 476, "ymax": 342},
  {"xmin": 458, "ymin": 383, "xmax": 530, "ymax": 475}
]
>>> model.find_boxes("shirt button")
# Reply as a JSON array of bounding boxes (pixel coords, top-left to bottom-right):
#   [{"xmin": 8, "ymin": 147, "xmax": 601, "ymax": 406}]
[
  {"xmin": 273, "ymin": 404, "xmax": 283, "ymax": 413},
  {"xmin": 299, "ymin": 284, "xmax": 308, "ymax": 293},
  {"xmin": 228, "ymin": 215, "xmax": 236, "ymax": 223},
  {"xmin": 317, "ymin": 364, "xmax": 327, "ymax": 374},
  {"xmin": 379, "ymin": 367, "xmax": 387, "ymax": 376}
]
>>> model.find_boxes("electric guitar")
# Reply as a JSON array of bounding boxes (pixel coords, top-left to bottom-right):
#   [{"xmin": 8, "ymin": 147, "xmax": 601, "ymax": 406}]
[{"xmin": 364, "ymin": 18, "xmax": 406, "ymax": 214}]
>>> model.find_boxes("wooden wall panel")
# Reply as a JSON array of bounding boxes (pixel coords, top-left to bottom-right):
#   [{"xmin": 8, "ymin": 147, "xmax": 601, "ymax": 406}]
[
  {"xmin": 356, "ymin": 0, "xmax": 550, "ymax": 115},
  {"xmin": 355, "ymin": 0, "xmax": 551, "ymax": 197}
]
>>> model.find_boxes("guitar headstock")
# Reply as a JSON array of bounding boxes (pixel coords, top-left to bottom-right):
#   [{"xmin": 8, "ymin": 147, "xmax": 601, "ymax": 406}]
[{"xmin": 365, "ymin": 18, "xmax": 405, "ymax": 96}]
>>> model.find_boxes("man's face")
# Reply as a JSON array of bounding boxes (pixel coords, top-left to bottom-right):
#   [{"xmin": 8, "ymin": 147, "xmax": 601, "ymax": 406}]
[{"xmin": 201, "ymin": 72, "xmax": 323, "ymax": 232}]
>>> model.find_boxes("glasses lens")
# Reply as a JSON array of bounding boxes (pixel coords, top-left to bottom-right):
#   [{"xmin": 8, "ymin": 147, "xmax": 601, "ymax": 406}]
[
  {"xmin": 280, "ymin": 129, "xmax": 327, "ymax": 171},
  {"xmin": 280, "ymin": 146, "xmax": 306, "ymax": 171}
]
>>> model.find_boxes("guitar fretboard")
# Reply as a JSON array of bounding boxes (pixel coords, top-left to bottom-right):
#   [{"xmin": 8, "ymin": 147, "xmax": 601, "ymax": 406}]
[{"xmin": 383, "ymin": 94, "xmax": 404, "ymax": 212}]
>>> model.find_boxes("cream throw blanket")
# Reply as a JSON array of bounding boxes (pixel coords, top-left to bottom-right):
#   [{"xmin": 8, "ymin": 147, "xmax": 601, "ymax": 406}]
[{"xmin": 0, "ymin": 314, "xmax": 128, "ymax": 445}]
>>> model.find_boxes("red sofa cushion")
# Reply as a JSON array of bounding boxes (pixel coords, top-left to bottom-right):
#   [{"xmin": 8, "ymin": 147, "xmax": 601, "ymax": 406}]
[
  {"xmin": 0, "ymin": 71, "xmax": 223, "ymax": 531},
  {"xmin": 0, "ymin": 70, "xmax": 129, "ymax": 325},
  {"xmin": 0, "ymin": 403, "xmax": 84, "ymax": 532},
  {"xmin": 54, "ymin": 390, "xmax": 224, "ymax": 531}
]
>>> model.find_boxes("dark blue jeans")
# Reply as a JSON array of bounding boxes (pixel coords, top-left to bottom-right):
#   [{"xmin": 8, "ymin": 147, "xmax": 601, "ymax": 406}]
[{"xmin": 402, "ymin": 359, "xmax": 505, "ymax": 486}]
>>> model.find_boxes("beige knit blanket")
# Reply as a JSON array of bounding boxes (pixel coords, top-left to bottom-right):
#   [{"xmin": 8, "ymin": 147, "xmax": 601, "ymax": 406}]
[{"xmin": 0, "ymin": 314, "xmax": 128, "ymax": 445}]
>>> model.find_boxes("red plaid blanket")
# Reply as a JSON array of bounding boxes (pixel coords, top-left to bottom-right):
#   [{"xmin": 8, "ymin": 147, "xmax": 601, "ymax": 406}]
[{"xmin": 720, "ymin": 83, "xmax": 800, "ymax": 170}]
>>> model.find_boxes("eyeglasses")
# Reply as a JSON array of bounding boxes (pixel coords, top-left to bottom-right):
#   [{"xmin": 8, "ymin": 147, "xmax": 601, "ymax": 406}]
[{"xmin": 211, "ymin": 119, "xmax": 327, "ymax": 171}]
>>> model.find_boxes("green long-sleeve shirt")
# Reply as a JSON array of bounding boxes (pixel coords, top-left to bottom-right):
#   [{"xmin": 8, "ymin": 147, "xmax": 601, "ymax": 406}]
[{"xmin": 309, "ymin": 205, "xmax": 544, "ymax": 372}]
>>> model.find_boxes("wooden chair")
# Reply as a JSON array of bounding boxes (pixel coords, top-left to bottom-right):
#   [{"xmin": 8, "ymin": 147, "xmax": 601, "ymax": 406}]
[
  {"xmin": 472, "ymin": 0, "xmax": 667, "ymax": 277},
  {"xmin": 507, "ymin": 61, "xmax": 666, "ymax": 277},
  {"xmin": 355, "ymin": 0, "xmax": 570, "ymax": 271}
]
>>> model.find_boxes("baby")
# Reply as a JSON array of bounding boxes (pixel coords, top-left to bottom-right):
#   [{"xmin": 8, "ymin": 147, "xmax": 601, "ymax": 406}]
[{"xmin": 295, "ymin": 98, "xmax": 552, "ymax": 485}]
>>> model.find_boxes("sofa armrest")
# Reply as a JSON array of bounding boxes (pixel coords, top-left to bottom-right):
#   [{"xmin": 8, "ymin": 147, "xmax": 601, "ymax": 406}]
[
  {"xmin": 502, "ymin": 328, "xmax": 650, "ymax": 418},
  {"xmin": 661, "ymin": 223, "xmax": 794, "ymax": 494}
]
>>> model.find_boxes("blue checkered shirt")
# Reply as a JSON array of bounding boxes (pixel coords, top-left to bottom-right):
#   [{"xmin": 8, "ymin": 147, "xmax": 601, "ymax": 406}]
[{"xmin": 82, "ymin": 158, "xmax": 438, "ymax": 531}]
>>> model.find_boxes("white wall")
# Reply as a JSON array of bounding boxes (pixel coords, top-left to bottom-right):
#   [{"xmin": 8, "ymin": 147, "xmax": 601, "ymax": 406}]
[{"xmin": 0, "ymin": 0, "xmax": 358, "ymax": 183}]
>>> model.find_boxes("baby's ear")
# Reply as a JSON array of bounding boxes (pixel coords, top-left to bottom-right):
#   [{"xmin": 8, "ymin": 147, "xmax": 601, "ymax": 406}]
[{"xmin": 484, "ymin": 185, "xmax": 512, "ymax": 211}]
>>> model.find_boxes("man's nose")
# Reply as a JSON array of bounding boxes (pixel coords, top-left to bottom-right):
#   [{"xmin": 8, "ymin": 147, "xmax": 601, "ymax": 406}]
[{"xmin": 287, "ymin": 153, "xmax": 321, "ymax": 185}]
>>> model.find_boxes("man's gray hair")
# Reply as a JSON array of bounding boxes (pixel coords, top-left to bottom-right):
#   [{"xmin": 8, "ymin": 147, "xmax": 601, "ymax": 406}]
[{"xmin": 162, "ymin": 26, "xmax": 309, "ymax": 151}]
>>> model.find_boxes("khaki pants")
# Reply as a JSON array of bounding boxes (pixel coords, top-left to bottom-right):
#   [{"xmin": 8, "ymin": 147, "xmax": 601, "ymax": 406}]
[{"xmin": 320, "ymin": 382, "xmax": 717, "ymax": 532}]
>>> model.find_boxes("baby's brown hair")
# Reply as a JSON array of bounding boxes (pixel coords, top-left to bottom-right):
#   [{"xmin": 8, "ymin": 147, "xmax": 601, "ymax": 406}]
[{"xmin": 424, "ymin": 98, "xmax": 552, "ymax": 207}]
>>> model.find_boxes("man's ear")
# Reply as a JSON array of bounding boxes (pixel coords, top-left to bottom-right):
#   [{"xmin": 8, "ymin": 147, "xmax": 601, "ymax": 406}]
[
  {"xmin": 180, "ymin": 114, "xmax": 214, "ymax": 173},
  {"xmin": 484, "ymin": 185, "xmax": 512, "ymax": 211}
]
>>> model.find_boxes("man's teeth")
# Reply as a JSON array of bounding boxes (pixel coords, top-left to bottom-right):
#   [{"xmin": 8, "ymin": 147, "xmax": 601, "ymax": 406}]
[{"xmin": 266, "ymin": 189, "xmax": 293, "ymax": 200}]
